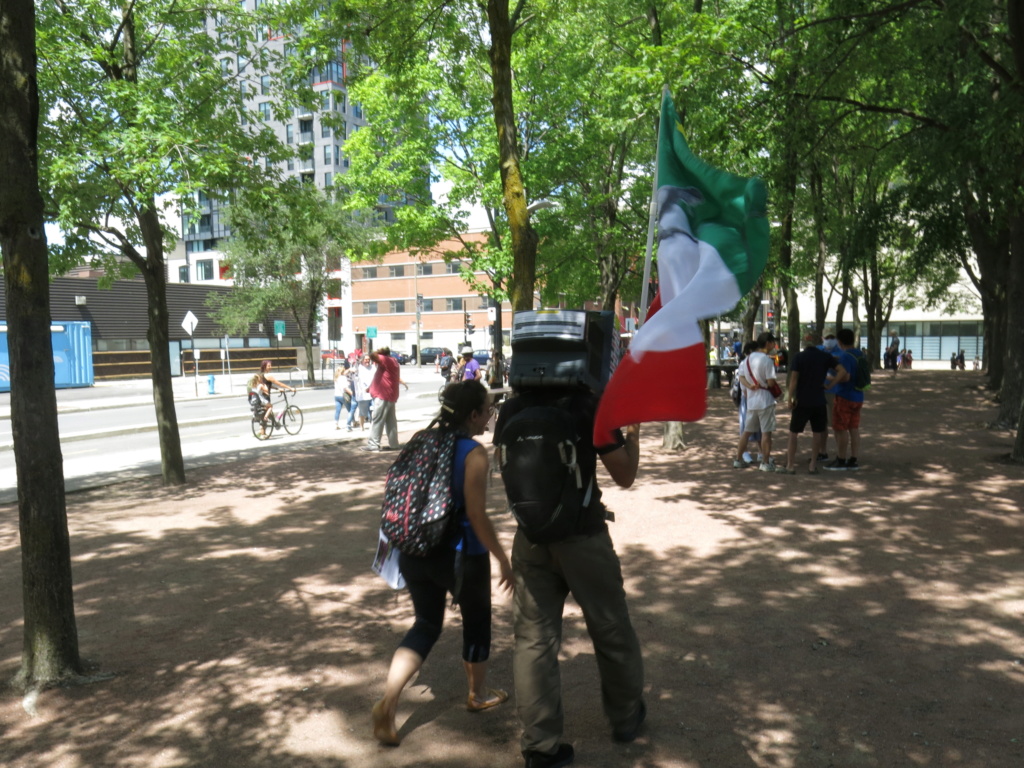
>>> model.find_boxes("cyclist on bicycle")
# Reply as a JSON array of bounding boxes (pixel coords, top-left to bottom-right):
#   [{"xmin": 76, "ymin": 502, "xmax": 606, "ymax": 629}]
[{"xmin": 255, "ymin": 360, "xmax": 297, "ymax": 434}]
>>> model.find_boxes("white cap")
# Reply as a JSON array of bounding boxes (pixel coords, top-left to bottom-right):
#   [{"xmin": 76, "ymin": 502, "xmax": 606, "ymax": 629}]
[{"xmin": 461, "ymin": 346, "xmax": 473, "ymax": 355}]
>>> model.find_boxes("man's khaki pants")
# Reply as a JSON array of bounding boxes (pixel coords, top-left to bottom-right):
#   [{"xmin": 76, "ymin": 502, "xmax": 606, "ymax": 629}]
[{"xmin": 512, "ymin": 526, "xmax": 644, "ymax": 755}]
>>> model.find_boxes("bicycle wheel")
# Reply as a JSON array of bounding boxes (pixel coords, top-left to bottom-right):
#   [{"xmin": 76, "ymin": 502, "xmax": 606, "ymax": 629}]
[
  {"xmin": 282, "ymin": 405, "xmax": 303, "ymax": 435},
  {"xmin": 252, "ymin": 414, "xmax": 273, "ymax": 440}
]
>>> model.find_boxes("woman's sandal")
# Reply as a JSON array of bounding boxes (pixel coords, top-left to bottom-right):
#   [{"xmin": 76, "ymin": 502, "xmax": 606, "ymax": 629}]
[
  {"xmin": 466, "ymin": 688, "xmax": 509, "ymax": 713},
  {"xmin": 372, "ymin": 699, "xmax": 400, "ymax": 746}
]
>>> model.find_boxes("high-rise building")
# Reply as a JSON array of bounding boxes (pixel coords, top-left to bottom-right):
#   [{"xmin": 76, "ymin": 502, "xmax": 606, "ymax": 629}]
[{"xmin": 170, "ymin": 9, "xmax": 376, "ymax": 287}]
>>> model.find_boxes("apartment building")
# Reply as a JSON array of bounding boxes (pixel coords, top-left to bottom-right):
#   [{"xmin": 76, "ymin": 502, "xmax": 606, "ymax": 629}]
[
  {"xmin": 169, "ymin": 5, "xmax": 374, "ymax": 287},
  {"xmin": 344, "ymin": 234, "xmax": 513, "ymax": 358}
]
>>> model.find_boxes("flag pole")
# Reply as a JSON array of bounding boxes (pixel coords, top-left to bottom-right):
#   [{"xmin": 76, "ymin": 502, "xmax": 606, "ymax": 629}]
[{"xmin": 638, "ymin": 86, "xmax": 668, "ymax": 328}]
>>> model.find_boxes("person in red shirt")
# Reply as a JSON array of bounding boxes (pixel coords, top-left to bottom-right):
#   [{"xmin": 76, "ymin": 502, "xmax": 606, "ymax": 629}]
[{"xmin": 363, "ymin": 346, "xmax": 409, "ymax": 452}]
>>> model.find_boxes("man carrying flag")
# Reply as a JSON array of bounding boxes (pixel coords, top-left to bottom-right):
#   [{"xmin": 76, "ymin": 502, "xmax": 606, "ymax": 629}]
[{"xmin": 594, "ymin": 91, "xmax": 769, "ymax": 445}]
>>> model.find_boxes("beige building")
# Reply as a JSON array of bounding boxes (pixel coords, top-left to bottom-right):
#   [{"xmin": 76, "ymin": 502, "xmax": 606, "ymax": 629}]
[{"xmin": 345, "ymin": 234, "xmax": 513, "ymax": 358}]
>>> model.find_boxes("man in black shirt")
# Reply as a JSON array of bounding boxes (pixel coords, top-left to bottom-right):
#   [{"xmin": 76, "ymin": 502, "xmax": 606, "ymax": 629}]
[{"xmin": 775, "ymin": 334, "xmax": 838, "ymax": 474}]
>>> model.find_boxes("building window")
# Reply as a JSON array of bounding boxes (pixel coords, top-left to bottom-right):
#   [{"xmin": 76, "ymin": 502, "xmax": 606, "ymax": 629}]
[
  {"xmin": 285, "ymin": 124, "xmax": 294, "ymax": 144},
  {"xmin": 261, "ymin": 75, "xmax": 271, "ymax": 95},
  {"xmin": 362, "ymin": 266, "xmax": 377, "ymax": 279},
  {"xmin": 299, "ymin": 118, "xmax": 313, "ymax": 143},
  {"xmin": 322, "ymin": 121, "xmax": 331, "ymax": 138},
  {"xmin": 446, "ymin": 260, "xmax": 461, "ymax": 274},
  {"xmin": 389, "ymin": 265, "xmax": 404, "ymax": 278},
  {"xmin": 446, "ymin": 297, "xmax": 463, "ymax": 312},
  {"xmin": 196, "ymin": 259, "xmax": 214, "ymax": 281},
  {"xmin": 221, "ymin": 57, "xmax": 232, "ymax": 74},
  {"xmin": 420, "ymin": 298, "xmax": 433, "ymax": 312},
  {"xmin": 364, "ymin": 301, "xmax": 378, "ymax": 314},
  {"xmin": 178, "ymin": 265, "xmax": 189, "ymax": 283},
  {"xmin": 352, "ymin": 102, "xmax": 363, "ymax": 119},
  {"xmin": 323, "ymin": 145, "xmax": 332, "ymax": 164},
  {"xmin": 338, "ymin": 92, "xmax": 346, "ymax": 112},
  {"xmin": 259, "ymin": 102, "xmax": 271, "ymax": 120},
  {"xmin": 324, "ymin": 172, "xmax": 332, "ymax": 186},
  {"xmin": 340, "ymin": 121, "xmax": 347, "ymax": 139},
  {"xmin": 390, "ymin": 300, "xmax": 405, "ymax": 314},
  {"xmin": 287, "ymin": 158, "xmax": 294, "ymax": 171},
  {"xmin": 334, "ymin": 144, "xmax": 341, "ymax": 166},
  {"xmin": 416, "ymin": 262, "xmax": 432, "ymax": 276}
]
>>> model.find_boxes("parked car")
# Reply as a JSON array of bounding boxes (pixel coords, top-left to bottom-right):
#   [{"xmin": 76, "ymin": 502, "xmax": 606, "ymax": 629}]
[
  {"xmin": 418, "ymin": 347, "xmax": 444, "ymax": 365},
  {"xmin": 472, "ymin": 350, "xmax": 491, "ymax": 365},
  {"xmin": 389, "ymin": 350, "xmax": 409, "ymax": 365}
]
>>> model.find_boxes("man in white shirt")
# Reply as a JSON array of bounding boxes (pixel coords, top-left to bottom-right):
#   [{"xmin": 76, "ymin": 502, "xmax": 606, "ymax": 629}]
[{"xmin": 733, "ymin": 332, "xmax": 780, "ymax": 471}]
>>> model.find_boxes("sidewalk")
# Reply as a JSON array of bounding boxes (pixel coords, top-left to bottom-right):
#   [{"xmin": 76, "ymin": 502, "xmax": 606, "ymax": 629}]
[{"xmin": 0, "ymin": 363, "xmax": 445, "ymax": 420}]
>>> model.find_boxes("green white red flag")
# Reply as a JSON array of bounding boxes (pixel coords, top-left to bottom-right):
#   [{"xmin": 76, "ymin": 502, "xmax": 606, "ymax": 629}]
[{"xmin": 594, "ymin": 93, "xmax": 769, "ymax": 445}]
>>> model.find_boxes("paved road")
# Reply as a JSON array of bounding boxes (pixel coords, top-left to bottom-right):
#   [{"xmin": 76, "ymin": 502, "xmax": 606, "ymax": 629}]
[{"xmin": 0, "ymin": 365, "xmax": 450, "ymax": 504}]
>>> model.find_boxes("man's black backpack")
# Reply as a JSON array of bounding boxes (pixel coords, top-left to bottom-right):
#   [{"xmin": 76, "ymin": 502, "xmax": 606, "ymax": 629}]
[
  {"xmin": 496, "ymin": 404, "xmax": 594, "ymax": 544},
  {"xmin": 379, "ymin": 429, "xmax": 460, "ymax": 556}
]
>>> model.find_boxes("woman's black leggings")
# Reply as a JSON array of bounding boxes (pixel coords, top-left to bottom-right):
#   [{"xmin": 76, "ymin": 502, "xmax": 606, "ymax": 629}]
[{"xmin": 398, "ymin": 548, "xmax": 492, "ymax": 663}]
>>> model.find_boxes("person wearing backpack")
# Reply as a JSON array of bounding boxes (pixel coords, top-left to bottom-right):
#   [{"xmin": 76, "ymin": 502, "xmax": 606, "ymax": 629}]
[
  {"xmin": 372, "ymin": 380, "xmax": 514, "ymax": 746},
  {"xmin": 823, "ymin": 328, "xmax": 863, "ymax": 470},
  {"xmin": 494, "ymin": 386, "xmax": 644, "ymax": 768},
  {"xmin": 437, "ymin": 348, "xmax": 455, "ymax": 381}
]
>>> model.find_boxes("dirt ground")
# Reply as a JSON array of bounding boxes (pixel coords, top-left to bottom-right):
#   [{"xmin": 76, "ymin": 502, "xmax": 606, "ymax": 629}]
[{"xmin": 2, "ymin": 369, "xmax": 1023, "ymax": 768}]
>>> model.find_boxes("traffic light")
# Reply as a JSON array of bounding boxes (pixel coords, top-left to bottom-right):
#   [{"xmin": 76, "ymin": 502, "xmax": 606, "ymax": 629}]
[
  {"xmin": 464, "ymin": 309, "xmax": 474, "ymax": 336},
  {"xmin": 767, "ymin": 310, "xmax": 775, "ymax": 331}
]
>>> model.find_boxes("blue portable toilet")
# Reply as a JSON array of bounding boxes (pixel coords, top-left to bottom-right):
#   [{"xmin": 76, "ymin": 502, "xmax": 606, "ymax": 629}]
[{"xmin": 0, "ymin": 321, "xmax": 94, "ymax": 392}]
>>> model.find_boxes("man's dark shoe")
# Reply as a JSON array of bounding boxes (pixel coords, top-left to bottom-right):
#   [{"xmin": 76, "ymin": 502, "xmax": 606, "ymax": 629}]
[
  {"xmin": 823, "ymin": 458, "xmax": 847, "ymax": 471},
  {"xmin": 845, "ymin": 457, "xmax": 860, "ymax": 470},
  {"xmin": 612, "ymin": 700, "xmax": 647, "ymax": 743},
  {"xmin": 523, "ymin": 743, "xmax": 574, "ymax": 768}
]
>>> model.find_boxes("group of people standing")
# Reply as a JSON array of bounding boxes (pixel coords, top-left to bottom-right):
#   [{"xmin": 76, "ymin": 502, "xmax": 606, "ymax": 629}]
[
  {"xmin": 733, "ymin": 328, "xmax": 866, "ymax": 474},
  {"xmin": 372, "ymin": 379, "xmax": 644, "ymax": 768},
  {"xmin": 884, "ymin": 333, "xmax": 914, "ymax": 372},
  {"xmin": 332, "ymin": 353, "xmax": 376, "ymax": 432},
  {"xmin": 329, "ymin": 347, "xmax": 413, "ymax": 451},
  {"xmin": 437, "ymin": 346, "xmax": 485, "ymax": 383}
]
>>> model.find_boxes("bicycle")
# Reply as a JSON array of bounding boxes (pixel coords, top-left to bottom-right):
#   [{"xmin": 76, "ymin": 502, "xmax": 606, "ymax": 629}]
[{"xmin": 252, "ymin": 390, "xmax": 304, "ymax": 440}]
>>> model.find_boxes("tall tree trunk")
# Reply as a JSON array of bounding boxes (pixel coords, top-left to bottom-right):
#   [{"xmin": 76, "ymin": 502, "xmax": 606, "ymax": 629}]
[
  {"xmin": 741, "ymin": 278, "xmax": 762, "ymax": 342},
  {"xmin": 486, "ymin": 0, "xmax": 538, "ymax": 311},
  {"xmin": 121, "ymin": 10, "xmax": 185, "ymax": 485},
  {"xmin": 961, "ymin": 187, "xmax": 1009, "ymax": 389},
  {"xmin": 0, "ymin": 0, "xmax": 82, "ymax": 688},
  {"xmin": 998, "ymin": 211, "xmax": 1024, "ymax": 425},
  {"xmin": 810, "ymin": 164, "xmax": 829, "ymax": 335},
  {"xmin": 137, "ymin": 206, "xmax": 186, "ymax": 485}
]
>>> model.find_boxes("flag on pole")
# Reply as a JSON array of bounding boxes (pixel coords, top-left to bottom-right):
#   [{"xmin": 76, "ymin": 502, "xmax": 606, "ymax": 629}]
[{"xmin": 594, "ymin": 92, "xmax": 769, "ymax": 445}]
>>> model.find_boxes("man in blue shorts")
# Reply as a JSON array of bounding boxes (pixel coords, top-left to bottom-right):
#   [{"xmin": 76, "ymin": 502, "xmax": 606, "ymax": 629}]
[{"xmin": 824, "ymin": 328, "xmax": 863, "ymax": 470}]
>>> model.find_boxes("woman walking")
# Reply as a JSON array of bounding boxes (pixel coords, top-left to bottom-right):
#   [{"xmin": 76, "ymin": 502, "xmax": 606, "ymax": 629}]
[{"xmin": 372, "ymin": 380, "xmax": 513, "ymax": 746}]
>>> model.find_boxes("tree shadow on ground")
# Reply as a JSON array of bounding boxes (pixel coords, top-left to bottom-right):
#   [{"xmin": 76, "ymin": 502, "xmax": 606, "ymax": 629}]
[{"xmin": 0, "ymin": 370, "xmax": 1021, "ymax": 767}]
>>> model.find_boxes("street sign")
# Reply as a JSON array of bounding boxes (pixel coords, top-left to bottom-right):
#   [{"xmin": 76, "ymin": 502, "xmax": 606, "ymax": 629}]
[
  {"xmin": 487, "ymin": 306, "xmax": 496, "ymax": 322},
  {"xmin": 274, "ymin": 320, "xmax": 285, "ymax": 336},
  {"xmin": 366, "ymin": 326, "xmax": 378, "ymax": 339},
  {"xmin": 181, "ymin": 311, "xmax": 198, "ymax": 337}
]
